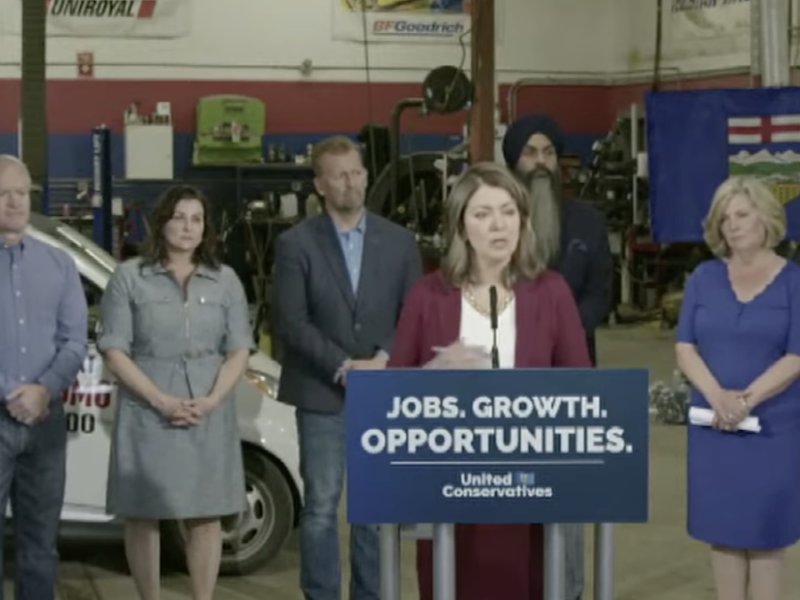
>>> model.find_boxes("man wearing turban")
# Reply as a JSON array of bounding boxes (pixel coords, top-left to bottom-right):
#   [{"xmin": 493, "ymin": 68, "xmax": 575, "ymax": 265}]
[{"xmin": 503, "ymin": 114, "xmax": 614, "ymax": 600}]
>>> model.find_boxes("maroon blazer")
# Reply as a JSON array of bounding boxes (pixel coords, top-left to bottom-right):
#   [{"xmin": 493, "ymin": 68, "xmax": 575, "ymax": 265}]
[
  {"xmin": 389, "ymin": 269, "xmax": 591, "ymax": 600},
  {"xmin": 388, "ymin": 269, "xmax": 592, "ymax": 370}
]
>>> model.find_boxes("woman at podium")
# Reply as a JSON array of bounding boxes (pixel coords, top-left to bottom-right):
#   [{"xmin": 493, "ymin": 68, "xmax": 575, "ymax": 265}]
[
  {"xmin": 388, "ymin": 162, "xmax": 592, "ymax": 600},
  {"xmin": 676, "ymin": 176, "xmax": 800, "ymax": 600}
]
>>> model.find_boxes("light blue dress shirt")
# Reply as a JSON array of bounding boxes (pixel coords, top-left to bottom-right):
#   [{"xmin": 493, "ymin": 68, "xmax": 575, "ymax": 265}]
[
  {"xmin": 335, "ymin": 213, "xmax": 366, "ymax": 294},
  {"xmin": 0, "ymin": 235, "xmax": 88, "ymax": 402}
]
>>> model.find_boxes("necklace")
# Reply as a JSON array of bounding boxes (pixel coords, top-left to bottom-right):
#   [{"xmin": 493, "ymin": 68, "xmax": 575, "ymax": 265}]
[{"xmin": 463, "ymin": 286, "xmax": 514, "ymax": 318}]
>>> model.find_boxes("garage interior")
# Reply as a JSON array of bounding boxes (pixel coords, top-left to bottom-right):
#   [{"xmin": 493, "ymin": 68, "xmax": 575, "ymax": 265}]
[
  {"xmin": 3, "ymin": 0, "xmax": 800, "ymax": 598},
  {"xmin": 7, "ymin": 327, "xmax": 800, "ymax": 599}
]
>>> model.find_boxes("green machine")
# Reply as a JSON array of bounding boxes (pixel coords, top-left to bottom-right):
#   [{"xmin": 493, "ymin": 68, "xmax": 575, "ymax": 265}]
[{"xmin": 192, "ymin": 95, "xmax": 265, "ymax": 165}]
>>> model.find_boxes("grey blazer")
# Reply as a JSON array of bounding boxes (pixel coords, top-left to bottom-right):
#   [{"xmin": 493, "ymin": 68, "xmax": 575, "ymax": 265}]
[{"xmin": 271, "ymin": 212, "xmax": 423, "ymax": 414}]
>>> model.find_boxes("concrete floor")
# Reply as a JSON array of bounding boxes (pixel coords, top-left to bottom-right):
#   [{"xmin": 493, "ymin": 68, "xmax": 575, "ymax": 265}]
[{"xmin": 5, "ymin": 324, "xmax": 800, "ymax": 599}]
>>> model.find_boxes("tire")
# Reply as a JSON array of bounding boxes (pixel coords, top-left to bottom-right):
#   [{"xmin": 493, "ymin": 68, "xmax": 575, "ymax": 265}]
[{"xmin": 163, "ymin": 448, "xmax": 296, "ymax": 576}]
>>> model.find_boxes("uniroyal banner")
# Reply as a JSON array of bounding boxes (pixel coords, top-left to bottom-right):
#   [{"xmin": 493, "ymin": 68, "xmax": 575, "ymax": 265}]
[{"xmin": 0, "ymin": 0, "xmax": 191, "ymax": 38}]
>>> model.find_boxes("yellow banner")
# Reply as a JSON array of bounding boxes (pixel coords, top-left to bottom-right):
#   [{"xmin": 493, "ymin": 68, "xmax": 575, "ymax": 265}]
[{"xmin": 339, "ymin": 0, "xmax": 469, "ymax": 13}]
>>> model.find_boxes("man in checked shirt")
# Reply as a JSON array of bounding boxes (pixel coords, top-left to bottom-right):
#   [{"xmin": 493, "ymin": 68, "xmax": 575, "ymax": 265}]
[{"xmin": 0, "ymin": 155, "xmax": 87, "ymax": 600}]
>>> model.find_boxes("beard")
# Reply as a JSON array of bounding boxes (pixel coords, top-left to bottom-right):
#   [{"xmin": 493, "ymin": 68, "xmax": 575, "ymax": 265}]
[{"xmin": 523, "ymin": 166, "xmax": 562, "ymax": 267}]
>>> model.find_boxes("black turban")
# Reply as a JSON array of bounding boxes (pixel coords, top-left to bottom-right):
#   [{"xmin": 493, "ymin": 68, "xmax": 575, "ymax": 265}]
[{"xmin": 502, "ymin": 114, "xmax": 565, "ymax": 169}]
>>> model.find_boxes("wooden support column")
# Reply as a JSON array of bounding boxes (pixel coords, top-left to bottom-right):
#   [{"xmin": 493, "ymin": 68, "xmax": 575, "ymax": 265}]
[
  {"xmin": 468, "ymin": 0, "xmax": 496, "ymax": 164},
  {"xmin": 21, "ymin": 0, "xmax": 47, "ymax": 212}
]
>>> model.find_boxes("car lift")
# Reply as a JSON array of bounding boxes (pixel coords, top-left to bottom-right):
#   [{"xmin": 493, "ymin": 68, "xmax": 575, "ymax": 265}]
[{"xmin": 91, "ymin": 125, "xmax": 114, "ymax": 254}]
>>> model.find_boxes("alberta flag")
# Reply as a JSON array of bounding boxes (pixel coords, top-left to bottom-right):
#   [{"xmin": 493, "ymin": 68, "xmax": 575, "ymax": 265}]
[{"xmin": 646, "ymin": 87, "xmax": 800, "ymax": 242}]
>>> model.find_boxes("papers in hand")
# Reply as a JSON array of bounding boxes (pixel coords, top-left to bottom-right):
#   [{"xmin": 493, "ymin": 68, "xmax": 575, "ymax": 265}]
[{"xmin": 688, "ymin": 406, "xmax": 762, "ymax": 433}]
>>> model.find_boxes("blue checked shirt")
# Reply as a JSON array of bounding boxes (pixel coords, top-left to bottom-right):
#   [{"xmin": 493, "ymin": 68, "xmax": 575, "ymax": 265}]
[{"xmin": 0, "ymin": 235, "xmax": 88, "ymax": 402}]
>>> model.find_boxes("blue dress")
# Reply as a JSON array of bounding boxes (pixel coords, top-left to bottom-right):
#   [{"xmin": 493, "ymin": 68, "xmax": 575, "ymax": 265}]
[{"xmin": 677, "ymin": 258, "xmax": 800, "ymax": 550}]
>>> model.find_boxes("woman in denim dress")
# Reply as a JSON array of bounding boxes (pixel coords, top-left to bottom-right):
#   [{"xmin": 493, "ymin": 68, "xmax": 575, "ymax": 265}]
[{"xmin": 98, "ymin": 186, "xmax": 254, "ymax": 600}]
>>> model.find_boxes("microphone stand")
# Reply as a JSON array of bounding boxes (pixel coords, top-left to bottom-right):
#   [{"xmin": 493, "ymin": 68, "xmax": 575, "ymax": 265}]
[{"xmin": 489, "ymin": 285, "xmax": 499, "ymax": 369}]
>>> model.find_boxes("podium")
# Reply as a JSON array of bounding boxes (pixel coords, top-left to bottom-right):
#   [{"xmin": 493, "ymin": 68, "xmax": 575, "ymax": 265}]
[{"xmin": 345, "ymin": 368, "xmax": 650, "ymax": 600}]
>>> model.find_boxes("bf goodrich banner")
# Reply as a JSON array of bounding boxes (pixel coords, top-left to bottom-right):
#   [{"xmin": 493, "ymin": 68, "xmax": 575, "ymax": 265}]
[
  {"xmin": 333, "ymin": 0, "xmax": 472, "ymax": 44},
  {"xmin": 0, "ymin": 0, "xmax": 191, "ymax": 38}
]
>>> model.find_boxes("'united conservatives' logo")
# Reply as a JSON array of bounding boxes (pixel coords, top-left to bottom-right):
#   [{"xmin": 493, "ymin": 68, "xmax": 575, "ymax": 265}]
[
  {"xmin": 442, "ymin": 471, "xmax": 553, "ymax": 499},
  {"xmin": 514, "ymin": 472, "xmax": 536, "ymax": 486}
]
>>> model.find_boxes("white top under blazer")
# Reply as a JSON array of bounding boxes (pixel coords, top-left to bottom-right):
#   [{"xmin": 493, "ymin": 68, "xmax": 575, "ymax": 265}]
[{"xmin": 458, "ymin": 296, "xmax": 517, "ymax": 368}]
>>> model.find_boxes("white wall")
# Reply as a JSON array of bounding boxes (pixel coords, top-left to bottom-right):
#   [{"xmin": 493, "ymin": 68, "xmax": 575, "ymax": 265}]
[
  {"xmin": 0, "ymin": 0, "xmax": 621, "ymax": 82},
  {"xmin": 6, "ymin": 0, "xmax": 794, "ymax": 85}
]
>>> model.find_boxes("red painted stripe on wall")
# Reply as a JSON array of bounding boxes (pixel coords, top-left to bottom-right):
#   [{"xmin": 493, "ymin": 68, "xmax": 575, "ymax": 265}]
[
  {"xmin": 0, "ymin": 80, "xmax": 20, "ymax": 132},
  {"xmin": 0, "ymin": 80, "xmax": 468, "ymax": 135},
  {"xmin": 607, "ymin": 73, "xmax": 756, "ymax": 108},
  {"xmin": 0, "ymin": 74, "xmax": 753, "ymax": 137}
]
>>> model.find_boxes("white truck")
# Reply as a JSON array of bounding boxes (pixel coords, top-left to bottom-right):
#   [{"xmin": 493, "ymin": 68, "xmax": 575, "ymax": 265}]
[{"xmin": 5, "ymin": 212, "xmax": 302, "ymax": 576}]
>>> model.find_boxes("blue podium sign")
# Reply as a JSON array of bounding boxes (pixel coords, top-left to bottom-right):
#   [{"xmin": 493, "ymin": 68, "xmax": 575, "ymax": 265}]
[{"xmin": 345, "ymin": 368, "xmax": 649, "ymax": 525}]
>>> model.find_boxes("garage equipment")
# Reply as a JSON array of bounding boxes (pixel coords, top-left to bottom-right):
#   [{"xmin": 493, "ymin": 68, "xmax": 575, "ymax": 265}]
[
  {"xmin": 91, "ymin": 126, "xmax": 113, "ymax": 253},
  {"xmin": 192, "ymin": 95, "xmax": 265, "ymax": 165},
  {"xmin": 578, "ymin": 105, "xmax": 699, "ymax": 321},
  {"xmin": 385, "ymin": 66, "xmax": 472, "ymax": 216},
  {"xmin": 361, "ymin": 65, "xmax": 472, "ymax": 271}
]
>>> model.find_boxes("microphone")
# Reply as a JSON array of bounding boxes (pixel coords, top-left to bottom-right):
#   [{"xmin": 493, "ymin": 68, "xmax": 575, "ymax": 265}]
[{"xmin": 489, "ymin": 285, "xmax": 500, "ymax": 369}]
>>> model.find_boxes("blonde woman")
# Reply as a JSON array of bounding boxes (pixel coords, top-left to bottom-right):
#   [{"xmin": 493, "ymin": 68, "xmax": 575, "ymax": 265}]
[
  {"xmin": 388, "ymin": 162, "xmax": 591, "ymax": 600},
  {"xmin": 676, "ymin": 176, "xmax": 800, "ymax": 600}
]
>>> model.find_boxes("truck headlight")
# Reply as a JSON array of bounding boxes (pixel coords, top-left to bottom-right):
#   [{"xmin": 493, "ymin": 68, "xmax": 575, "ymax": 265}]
[{"xmin": 244, "ymin": 369, "xmax": 278, "ymax": 399}]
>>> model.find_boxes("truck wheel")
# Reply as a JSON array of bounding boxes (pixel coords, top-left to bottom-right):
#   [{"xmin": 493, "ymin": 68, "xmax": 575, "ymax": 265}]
[{"xmin": 163, "ymin": 448, "xmax": 295, "ymax": 576}]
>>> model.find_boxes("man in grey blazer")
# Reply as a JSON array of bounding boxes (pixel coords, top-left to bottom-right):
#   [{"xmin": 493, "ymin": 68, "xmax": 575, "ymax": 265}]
[{"xmin": 271, "ymin": 135, "xmax": 423, "ymax": 600}]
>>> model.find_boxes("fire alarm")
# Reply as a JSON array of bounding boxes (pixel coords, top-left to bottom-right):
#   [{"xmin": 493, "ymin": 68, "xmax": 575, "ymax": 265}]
[{"xmin": 77, "ymin": 52, "xmax": 94, "ymax": 78}]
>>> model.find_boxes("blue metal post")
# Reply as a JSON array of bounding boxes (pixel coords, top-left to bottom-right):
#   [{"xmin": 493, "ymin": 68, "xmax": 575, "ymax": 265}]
[{"xmin": 91, "ymin": 126, "xmax": 113, "ymax": 253}]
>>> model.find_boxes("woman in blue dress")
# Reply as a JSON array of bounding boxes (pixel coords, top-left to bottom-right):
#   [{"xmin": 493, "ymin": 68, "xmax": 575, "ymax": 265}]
[{"xmin": 676, "ymin": 175, "xmax": 800, "ymax": 600}]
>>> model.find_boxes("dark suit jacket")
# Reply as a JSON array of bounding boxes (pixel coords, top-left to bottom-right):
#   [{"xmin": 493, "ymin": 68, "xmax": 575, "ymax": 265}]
[
  {"xmin": 271, "ymin": 211, "xmax": 422, "ymax": 413},
  {"xmin": 555, "ymin": 199, "xmax": 613, "ymax": 364},
  {"xmin": 387, "ymin": 269, "xmax": 591, "ymax": 369}
]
